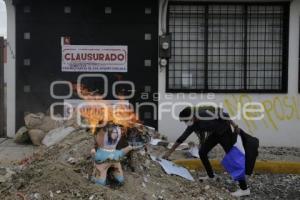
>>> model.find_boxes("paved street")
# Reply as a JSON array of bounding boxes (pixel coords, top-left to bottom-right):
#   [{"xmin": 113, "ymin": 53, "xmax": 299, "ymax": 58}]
[{"xmin": 0, "ymin": 138, "xmax": 36, "ymax": 167}]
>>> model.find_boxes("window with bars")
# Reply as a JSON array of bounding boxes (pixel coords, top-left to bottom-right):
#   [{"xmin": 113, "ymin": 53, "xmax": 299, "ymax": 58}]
[{"xmin": 167, "ymin": 3, "xmax": 289, "ymax": 93}]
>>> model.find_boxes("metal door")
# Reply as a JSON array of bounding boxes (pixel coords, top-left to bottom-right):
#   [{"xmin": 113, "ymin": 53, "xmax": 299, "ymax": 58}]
[{"xmin": 15, "ymin": 0, "xmax": 158, "ymax": 129}]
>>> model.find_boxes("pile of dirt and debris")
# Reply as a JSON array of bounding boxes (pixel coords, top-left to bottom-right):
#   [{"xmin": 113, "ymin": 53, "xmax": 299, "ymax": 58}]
[{"xmin": 0, "ymin": 129, "xmax": 235, "ymax": 200}]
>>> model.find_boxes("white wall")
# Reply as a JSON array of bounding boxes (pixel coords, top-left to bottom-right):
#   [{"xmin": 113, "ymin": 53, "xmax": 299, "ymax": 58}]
[
  {"xmin": 4, "ymin": 0, "xmax": 16, "ymax": 138},
  {"xmin": 158, "ymin": 0, "xmax": 300, "ymax": 147}
]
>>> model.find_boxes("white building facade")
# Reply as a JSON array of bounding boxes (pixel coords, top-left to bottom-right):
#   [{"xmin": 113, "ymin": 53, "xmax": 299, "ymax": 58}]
[{"xmin": 158, "ymin": 0, "xmax": 300, "ymax": 147}]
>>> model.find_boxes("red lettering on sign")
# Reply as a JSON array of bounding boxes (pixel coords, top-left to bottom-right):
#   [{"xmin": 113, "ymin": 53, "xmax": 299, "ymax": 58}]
[
  {"xmin": 105, "ymin": 54, "xmax": 111, "ymax": 61},
  {"xmin": 64, "ymin": 53, "xmax": 71, "ymax": 60},
  {"xmin": 99, "ymin": 54, "xmax": 104, "ymax": 61},
  {"xmin": 65, "ymin": 52, "xmax": 126, "ymax": 62},
  {"xmin": 111, "ymin": 54, "xmax": 117, "ymax": 61},
  {"xmin": 76, "ymin": 54, "xmax": 81, "ymax": 61},
  {"xmin": 87, "ymin": 53, "xmax": 93, "ymax": 61},
  {"xmin": 118, "ymin": 54, "xmax": 125, "ymax": 61}
]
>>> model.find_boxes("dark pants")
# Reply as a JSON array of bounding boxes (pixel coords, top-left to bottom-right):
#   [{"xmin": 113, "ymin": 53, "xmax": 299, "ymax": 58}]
[{"xmin": 199, "ymin": 129, "xmax": 248, "ymax": 190}]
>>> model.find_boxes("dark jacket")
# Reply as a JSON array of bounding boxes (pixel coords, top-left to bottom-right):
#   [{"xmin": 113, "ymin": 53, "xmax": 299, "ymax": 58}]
[
  {"xmin": 239, "ymin": 129, "xmax": 259, "ymax": 175},
  {"xmin": 176, "ymin": 107, "xmax": 231, "ymax": 144}
]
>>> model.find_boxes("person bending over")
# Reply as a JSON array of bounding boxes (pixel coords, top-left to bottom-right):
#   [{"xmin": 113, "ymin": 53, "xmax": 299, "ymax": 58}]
[{"xmin": 163, "ymin": 106, "xmax": 250, "ymax": 197}]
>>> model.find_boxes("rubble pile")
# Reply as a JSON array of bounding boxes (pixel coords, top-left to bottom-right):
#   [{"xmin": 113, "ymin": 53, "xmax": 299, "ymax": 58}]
[
  {"xmin": 15, "ymin": 112, "xmax": 78, "ymax": 146},
  {"xmin": 0, "ymin": 129, "xmax": 235, "ymax": 200},
  {"xmin": 6, "ymin": 111, "xmax": 300, "ymax": 200}
]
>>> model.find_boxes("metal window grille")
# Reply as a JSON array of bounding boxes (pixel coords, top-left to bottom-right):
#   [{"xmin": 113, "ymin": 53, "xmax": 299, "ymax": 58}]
[{"xmin": 167, "ymin": 3, "xmax": 289, "ymax": 93}]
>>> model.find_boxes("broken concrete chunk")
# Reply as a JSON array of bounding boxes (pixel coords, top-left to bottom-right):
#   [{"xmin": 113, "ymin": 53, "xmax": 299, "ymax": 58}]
[
  {"xmin": 49, "ymin": 191, "xmax": 54, "ymax": 198},
  {"xmin": 24, "ymin": 113, "xmax": 44, "ymax": 129},
  {"xmin": 29, "ymin": 193, "xmax": 42, "ymax": 200},
  {"xmin": 67, "ymin": 157, "xmax": 77, "ymax": 164},
  {"xmin": 38, "ymin": 116, "xmax": 64, "ymax": 133},
  {"xmin": 28, "ymin": 129, "xmax": 46, "ymax": 146},
  {"xmin": 15, "ymin": 126, "xmax": 30, "ymax": 144},
  {"xmin": 42, "ymin": 127, "xmax": 76, "ymax": 147},
  {"xmin": 63, "ymin": 113, "xmax": 80, "ymax": 129}
]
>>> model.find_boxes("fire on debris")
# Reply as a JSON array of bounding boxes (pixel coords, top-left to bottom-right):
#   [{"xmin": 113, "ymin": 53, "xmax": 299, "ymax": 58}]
[{"xmin": 73, "ymin": 84, "xmax": 140, "ymax": 134}]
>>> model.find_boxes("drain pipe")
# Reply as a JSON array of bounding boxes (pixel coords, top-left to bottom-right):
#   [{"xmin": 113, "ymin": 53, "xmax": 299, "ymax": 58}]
[
  {"xmin": 159, "ymin": 0, "xmax": 169, "ymax": 35},
  {"xmin": 159, "ymin": 0, "xmax": 170, "ymax": 68}
]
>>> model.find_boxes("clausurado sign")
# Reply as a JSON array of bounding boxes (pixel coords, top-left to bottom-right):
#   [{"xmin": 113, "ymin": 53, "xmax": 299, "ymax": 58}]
[{"xmin": 62, "ymin": 45, "xmax": 128, "ymax": 72}]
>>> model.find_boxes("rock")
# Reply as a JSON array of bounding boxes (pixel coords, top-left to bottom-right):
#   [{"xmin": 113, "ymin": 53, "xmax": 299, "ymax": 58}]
[
  {"xmin": 75, "ymin": 192, "xmax": 81, "ymax": 197},
  {"xmin": 50, "ymin": 166, "xmax": 56, "ymax": 171},
  {"xmin": 15, "ymin": 178, "xmax": 25, "ymax": 189},
  {"xmin": 42, "ymin": 127, "xmax": 76, "ymax": 147},
  {"xmin": 204, "ymin": 185, "xmax": 210, "ymax": 190},
  {"xmin": 49, "ymin": 191, "xmax": 54, "ymax": 198},
  {"xmin": 0, "ymin": 168, "xmax": 15, "ymax": 183},
  {"xmin": 158, "ymin": 195, "xmax": 164, "ymax": 200},
  {"xmin": 143, "ymin": 176, "xmax": 149, "ymax": 183},
  {"xmin": 67, "ymin": 157, "xmax": 77, "ymax": 164},
  {"xmin": 14, "ymin": 126, "xmax": 30, "ymax": 144},
  {"xmin": 30, "ymin": 193, "xmax": 42, "ymax": 200},
  {"xmin": 38, "ymin": 116, "xmax": 63, "ymax": 133},
  {"xmin": 144, "ymin": 159, "xmax": 151, "ymax": 168},
  {"xmin": 28, "ymin": 129, "xmax": 46, "ymax": 145},
  {"xmin": 24, "ymin": 113, "xmax": 44, "ymax": 129},
  {"xmin": 89, "ymin": 195, "xmax": 95, "ymax": 200},
  {"xmin": 64, "ymin": 114, "xmax": 80, "ymax": 129}
]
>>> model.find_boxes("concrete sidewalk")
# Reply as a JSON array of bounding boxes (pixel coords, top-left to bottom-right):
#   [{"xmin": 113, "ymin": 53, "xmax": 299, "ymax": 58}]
[{"xmin": 0, "ymin": 138, "xmax": 36, "ymax": 167}]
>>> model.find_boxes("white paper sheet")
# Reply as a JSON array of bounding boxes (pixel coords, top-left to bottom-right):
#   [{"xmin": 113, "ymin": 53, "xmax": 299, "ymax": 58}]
[{"xmin": 150, "ymin": 155, "xmax": 194, "ymax": 181}]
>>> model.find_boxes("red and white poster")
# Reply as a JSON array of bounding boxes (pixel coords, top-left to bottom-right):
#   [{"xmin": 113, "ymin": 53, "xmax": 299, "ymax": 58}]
[{"xmin": 62, "ymin": 45, "xmax": 128, "ymax": 72}]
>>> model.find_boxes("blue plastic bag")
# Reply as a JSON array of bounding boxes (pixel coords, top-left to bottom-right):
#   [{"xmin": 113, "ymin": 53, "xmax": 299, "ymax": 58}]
[{"xmin": 221, "ymin": 146, "xmax": 246, "ymax": 181}]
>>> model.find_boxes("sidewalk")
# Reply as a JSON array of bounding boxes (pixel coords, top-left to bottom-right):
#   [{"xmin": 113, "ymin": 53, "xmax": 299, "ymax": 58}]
[{"xmin": 0, "ymin": 138, "xmax": 36, "ymax": 167}]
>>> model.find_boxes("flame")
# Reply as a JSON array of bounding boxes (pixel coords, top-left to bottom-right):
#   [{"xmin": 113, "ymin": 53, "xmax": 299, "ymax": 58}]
[{"xmin": 73, "ymin": 84, "xmax": 140, "ymax": 134}]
